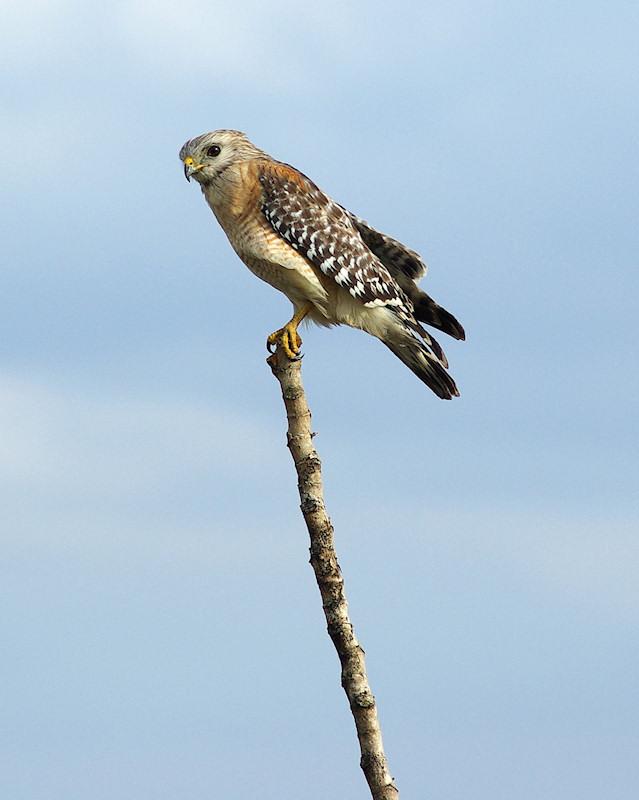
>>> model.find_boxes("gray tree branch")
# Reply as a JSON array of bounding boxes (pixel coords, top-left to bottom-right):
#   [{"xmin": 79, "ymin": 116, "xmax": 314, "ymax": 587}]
[{"xmin": 267, "ymin": 346, "xmax": 399, "ymax": 800}]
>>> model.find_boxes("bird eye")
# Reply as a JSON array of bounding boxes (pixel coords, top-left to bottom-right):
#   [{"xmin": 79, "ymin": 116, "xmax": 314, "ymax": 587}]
[{"xmin": 206, "ymin": 145, "xmax": 221, "ymax": 157}]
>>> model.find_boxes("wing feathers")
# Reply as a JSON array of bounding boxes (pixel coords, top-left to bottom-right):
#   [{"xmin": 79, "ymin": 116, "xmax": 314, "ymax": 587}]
[
  {"xmin": 345, "ymin": 212, "xmax": 428, "ymax": 282},
  {"xmin": 259, "ymin": 163, "xmax": 412, "ymax": 313},
  {"xmin": 413, "ymin": 292, "xmax": 466, "ymax": 341},
  {"xmin": 257, "ymin": 160, "xmax": 462, "ymax": 398},
  {"xmin": 382, "ymin": 334, "xmax": 459, "ymax": 399},
  {"xmin": 343, "ymin": 213, "xmax": 465, "ymax": 341}
]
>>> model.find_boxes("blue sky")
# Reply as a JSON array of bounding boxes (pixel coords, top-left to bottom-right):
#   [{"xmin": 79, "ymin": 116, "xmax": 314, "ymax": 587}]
[{"xmin": 2, "ymin": 1, "xmax": 638, "ymax": 798}]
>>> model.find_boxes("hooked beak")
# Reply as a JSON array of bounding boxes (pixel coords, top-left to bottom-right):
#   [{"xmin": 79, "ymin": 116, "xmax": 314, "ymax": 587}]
[{"xmin": 183, "ymin": 156, "xmax": 197, "ymax": 182}]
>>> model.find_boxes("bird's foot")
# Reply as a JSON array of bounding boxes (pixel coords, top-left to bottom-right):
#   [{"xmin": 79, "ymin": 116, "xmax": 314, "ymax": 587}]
[{"xmin": 267, "ymin": 323, "xmax": 303, "ymax": 360}]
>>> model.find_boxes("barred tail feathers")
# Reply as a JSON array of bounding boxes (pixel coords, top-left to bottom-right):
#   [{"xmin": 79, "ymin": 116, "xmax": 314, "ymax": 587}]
[
  {"xmin": 413, "ymin": 292, "xmax": 466, "ymax": 341},
  {"xmin": 382, "ymin": 329, "xmax": 460, "ymax": 399}
]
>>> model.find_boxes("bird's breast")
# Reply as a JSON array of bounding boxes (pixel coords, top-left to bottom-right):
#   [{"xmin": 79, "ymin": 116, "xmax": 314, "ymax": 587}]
[{"xmin": 202, "ymin": 160, "xmax": 331, "ymax": 313}]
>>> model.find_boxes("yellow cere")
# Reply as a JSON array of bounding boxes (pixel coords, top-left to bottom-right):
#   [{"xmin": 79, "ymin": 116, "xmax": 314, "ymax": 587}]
[{"xmin": 183, "ymin": 156, "xmax": 194, "ymax": 166}]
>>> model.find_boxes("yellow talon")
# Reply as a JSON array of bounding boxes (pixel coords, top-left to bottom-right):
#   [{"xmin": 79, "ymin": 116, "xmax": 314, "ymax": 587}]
[
  {"xmin": 267, "ymin": 305, "xmax": 311, "ymax": 360},
  {"xmin": 267, "ymin": 325, "xmax": 302, "ymax": 359}
]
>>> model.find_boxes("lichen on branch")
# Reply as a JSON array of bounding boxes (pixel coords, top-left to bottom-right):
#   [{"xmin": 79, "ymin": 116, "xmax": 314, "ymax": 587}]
[{"xmin": 267, "ymin": 347, "xmax": 399, "ymax": 800}]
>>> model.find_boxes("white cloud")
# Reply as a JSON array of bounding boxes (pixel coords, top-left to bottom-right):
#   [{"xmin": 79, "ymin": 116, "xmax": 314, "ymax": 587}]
[
  {"xmin": 1, "ymin": 0, "xmax": 502, "ymax": 107},
  {"xmin": 0, "ymin": 373, "xmax": 277, "ymax": 497},
  {"xmin": 0, "ymin": 0, "xmax": 497, "ymax": 88},
  {"xmin": 111, "ymin": 0, "xmax": 491, "ymax": 86},
  {"xmin": 112, "ymin": 0, "xmax": 305, "ymax": 89},
  {"xmin": 0, "ymin": 373, "xmax": 308, "ymax": 575}
]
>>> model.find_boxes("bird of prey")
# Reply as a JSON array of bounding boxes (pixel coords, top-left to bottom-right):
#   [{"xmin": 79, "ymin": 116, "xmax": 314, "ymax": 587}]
[{"xmin": 179, "ymin": 130, "xmax": 465, "ymax": 399}]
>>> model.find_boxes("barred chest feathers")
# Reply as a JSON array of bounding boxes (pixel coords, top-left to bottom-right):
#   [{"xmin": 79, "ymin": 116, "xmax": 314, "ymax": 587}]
[{"xmin": 201, "ymin": 162, "xmax": 331, "ymax": 312}]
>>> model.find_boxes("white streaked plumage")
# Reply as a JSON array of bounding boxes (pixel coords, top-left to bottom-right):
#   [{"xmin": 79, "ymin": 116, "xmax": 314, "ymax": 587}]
[{"xmin": 179, "ymin": 129, "xmax": 465, "ymax": 398}]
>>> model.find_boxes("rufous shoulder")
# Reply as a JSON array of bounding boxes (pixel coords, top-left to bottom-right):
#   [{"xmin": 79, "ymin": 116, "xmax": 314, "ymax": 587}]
[{"xmin": 248, "ymin": 158, "xmax": 314, "ymax": 192}]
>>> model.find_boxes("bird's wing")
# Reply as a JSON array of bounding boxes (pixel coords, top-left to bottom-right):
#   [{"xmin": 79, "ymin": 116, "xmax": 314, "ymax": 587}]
[
  {"xmin": 342, "ymin": 212, "xmax": 428, "ymax": 284},
  {"xmin": 258, "ymin": 161, "xmax": 414, "ymax": 316},
  {"xmin": 344, "ymin": 211, "xmax": 465, "ymax": 342},
  {"xmin": 257, "ymin": 160, "xmax": 458, "ymax": 396}
]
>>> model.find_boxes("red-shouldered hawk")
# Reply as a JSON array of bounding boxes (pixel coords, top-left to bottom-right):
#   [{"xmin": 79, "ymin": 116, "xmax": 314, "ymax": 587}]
[{"xmin": 179, "ymin": 130, "xmax": 465, "ymax": 399}]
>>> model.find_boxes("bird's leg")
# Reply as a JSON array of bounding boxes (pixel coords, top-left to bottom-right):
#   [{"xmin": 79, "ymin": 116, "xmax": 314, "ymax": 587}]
[{"xmin": 267, "ymin": 304, "xmax": 312, "ymax": 360}]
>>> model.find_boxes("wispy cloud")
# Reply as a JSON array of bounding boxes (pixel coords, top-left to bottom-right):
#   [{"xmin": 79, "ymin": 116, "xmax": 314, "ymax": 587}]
[
  {"xmin": 2, "ymin": 0, "xmax": 497, "ymax": 90},
  {"xmin": 341, "ymin": 503, "xmax": 639, "ymax": 617},
  {"xmin": 0, "ymin": 374, "xmax": 277, "ymax": 498}
]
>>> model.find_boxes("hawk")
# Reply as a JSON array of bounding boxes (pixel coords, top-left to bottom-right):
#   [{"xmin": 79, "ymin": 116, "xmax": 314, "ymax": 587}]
[{"xmin": 179, "ymin": 130, "xmax": 465, "ymax": 399}]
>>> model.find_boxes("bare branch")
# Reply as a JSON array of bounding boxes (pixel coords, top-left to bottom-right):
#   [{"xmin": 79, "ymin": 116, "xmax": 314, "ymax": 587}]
[{"xmin": 267, "ymin": 347, "xmax": 399, "ymax": 800}]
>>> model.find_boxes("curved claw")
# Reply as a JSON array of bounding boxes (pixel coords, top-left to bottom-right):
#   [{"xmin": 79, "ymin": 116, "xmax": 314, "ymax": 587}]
[
  {"xmin": 266, "ymin": 324, "xmax": 303, "ymax": 360},
  {"xmin": 267, "ymin": 307, "xmax": 310, "ymax": 360}
]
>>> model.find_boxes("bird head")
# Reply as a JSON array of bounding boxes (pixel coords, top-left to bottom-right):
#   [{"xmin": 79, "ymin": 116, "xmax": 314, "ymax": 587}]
[{"xmin": 179, "ymin": 129, "xmax": 265, "ymax": 185}]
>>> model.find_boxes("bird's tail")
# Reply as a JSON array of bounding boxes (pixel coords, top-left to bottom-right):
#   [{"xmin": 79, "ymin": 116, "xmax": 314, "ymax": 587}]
[
  {"xmin": 413, "ymin": 292, "xmax": 466, "ymax": 341},
  {"xmin": 382, "ymin": 328, "xmax": 460, "ymax": 399}
]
